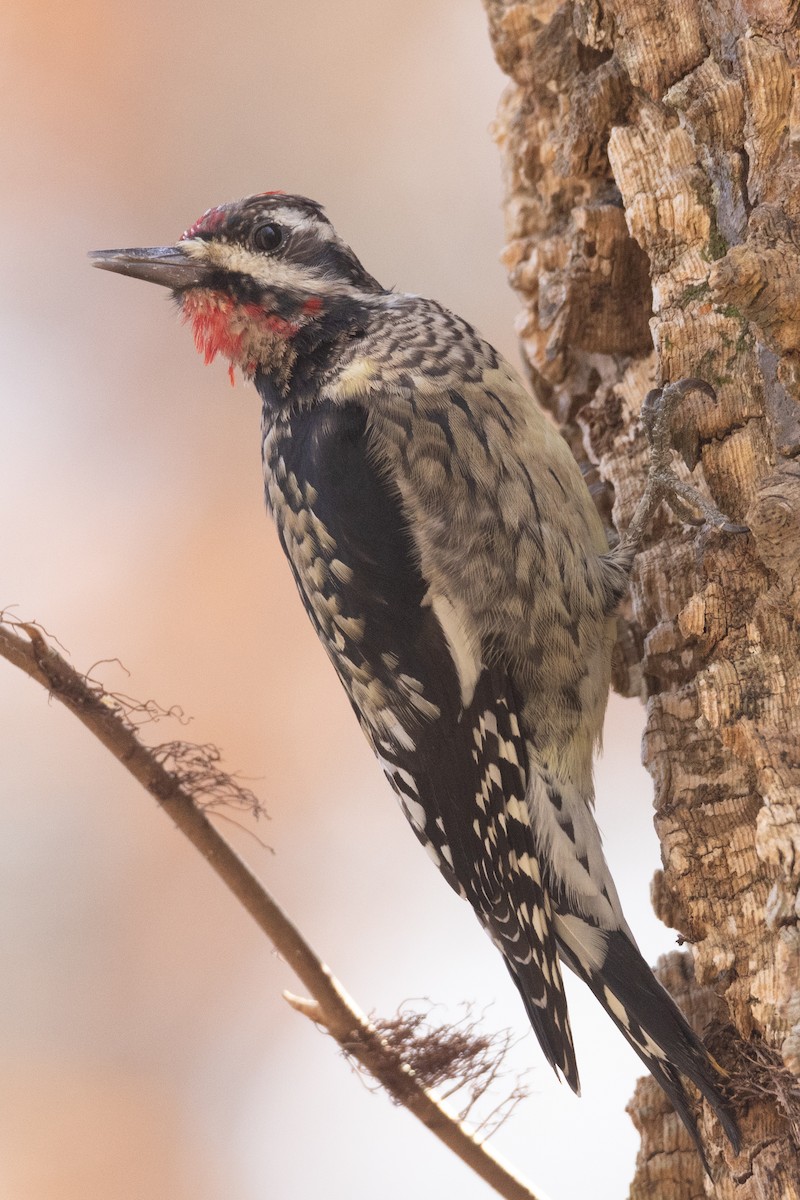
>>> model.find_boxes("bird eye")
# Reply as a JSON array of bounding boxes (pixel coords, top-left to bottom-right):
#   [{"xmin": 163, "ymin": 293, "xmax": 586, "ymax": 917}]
[{"xmin": 252, "ymin": 222, "xmax": 283, "ymax": 253}]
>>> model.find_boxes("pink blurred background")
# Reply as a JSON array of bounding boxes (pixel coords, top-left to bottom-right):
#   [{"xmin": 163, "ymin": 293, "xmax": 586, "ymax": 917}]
[{"xmin": 1, "ymin": 3, "xmax": 667, "ymax": 1196}]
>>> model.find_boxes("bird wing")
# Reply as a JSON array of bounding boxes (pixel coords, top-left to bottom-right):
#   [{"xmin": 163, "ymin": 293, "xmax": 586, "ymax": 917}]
[{"xmin": 264, "ymin": 398, "xmax": 578, "ymax": 1087}]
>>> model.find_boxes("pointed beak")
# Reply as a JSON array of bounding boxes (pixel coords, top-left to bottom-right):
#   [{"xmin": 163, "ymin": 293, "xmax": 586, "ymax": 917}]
[{"xmin": 89, "ymin": 245, "xmax": 210, "ymax": 290}]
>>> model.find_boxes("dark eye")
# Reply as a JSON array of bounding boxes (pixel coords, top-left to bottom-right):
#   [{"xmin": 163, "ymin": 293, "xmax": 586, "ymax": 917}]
[{"xmin": 252, "ymin": 222, "xmax": 283, "ymax": 253}]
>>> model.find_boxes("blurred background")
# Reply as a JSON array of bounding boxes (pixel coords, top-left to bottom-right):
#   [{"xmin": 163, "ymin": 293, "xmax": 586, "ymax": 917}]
[{"xmin": 1, "ymin": 2, "xmax": 668, "ymax": 1196}]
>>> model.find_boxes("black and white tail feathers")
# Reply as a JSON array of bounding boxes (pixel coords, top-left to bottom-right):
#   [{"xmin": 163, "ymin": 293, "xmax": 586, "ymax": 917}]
[
  {"xmin": 468, "ymin": 688, "xmax": 579, "ymax": 1091},
  {"xmin": 556, "ymin": 926, "xmax": 740, "ymax": 1169},
  {"xmin": 466, "ymin": 702, "xmax": 738, "ymax": 1162}
]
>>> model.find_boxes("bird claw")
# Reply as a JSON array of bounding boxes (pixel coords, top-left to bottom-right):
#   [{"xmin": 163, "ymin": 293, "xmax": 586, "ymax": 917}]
[
  {"xmin": 641, "ymin": 377, "xmax": 716, "ymax": 446},
  {"xmin": 661, "ymin": 472, "xmax": 749, "ymax": 535},
  {"xmin": 643, "ymin": 377, "xmax": 714, "ymax": 471},
  {"xmin": 621, "ymin": 379, "xmax": 749, "ymax": 554}
]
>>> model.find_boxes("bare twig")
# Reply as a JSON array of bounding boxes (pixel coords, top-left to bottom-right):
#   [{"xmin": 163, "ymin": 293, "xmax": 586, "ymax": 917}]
[{"xmin": 0, "ymin": 614, "xmax": 551, "ymax": 1200}]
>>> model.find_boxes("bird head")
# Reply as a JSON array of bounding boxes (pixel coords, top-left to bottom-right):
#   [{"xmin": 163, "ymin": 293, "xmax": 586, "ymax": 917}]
[{"xmin": 91, "ymin": 192, "xmax": 384, "ymax": 385}]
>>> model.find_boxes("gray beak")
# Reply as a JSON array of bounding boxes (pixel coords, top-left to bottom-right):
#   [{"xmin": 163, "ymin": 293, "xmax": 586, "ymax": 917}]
[{"xmin": 89, "ymin": 245, "xmax": 210, "ymax": 290}]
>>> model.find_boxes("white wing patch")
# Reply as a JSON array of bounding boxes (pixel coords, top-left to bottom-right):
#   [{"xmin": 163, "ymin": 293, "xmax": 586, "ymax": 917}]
[{"xmin": 424, "ymin": 590, "xmax": 481, "ymax": 707}]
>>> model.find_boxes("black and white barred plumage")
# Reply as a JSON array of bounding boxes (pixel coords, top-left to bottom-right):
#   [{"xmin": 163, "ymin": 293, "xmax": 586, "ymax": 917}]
[{"xmin": 92, "ymin": 192, "xmax": 739, "ymax": 1165}]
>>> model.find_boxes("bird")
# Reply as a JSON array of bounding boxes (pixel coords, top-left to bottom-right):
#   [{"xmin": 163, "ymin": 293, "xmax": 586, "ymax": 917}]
[{"xmin": 91, "ymin": 191, "xmax": 741, "ymax": 1166}]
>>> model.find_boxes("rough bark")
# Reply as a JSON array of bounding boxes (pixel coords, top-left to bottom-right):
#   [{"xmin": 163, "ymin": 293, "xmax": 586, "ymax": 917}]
[{"xmin": 483, "ymin": 1, "xmax": 800, "ymax": 1194}]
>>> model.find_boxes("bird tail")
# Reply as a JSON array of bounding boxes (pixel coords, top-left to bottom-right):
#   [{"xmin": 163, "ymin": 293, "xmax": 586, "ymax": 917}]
[
  {"xmin": 482, "ymin": 872, "xmax": 581, "ymax": 1091},
  {"xmin": 502, "ymin": 954, "xmax": 581, "ymax": 1093},
  {"xmin": 565, "ymin": 927, "xmax": 740, "ymax": 1169}
]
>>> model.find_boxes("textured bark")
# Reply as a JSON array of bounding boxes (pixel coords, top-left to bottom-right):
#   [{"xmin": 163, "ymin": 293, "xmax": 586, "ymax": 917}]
[{"xmin": 483, "ymin": 1, "xmax": 800, "ymax": 1194}]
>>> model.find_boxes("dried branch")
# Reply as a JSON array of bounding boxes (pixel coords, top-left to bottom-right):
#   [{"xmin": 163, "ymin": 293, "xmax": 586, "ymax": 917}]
[
  {"xmin": 366, "ymin": 1002, "xmax": 530, "ymax": 1137},
  {"xmin": 285, "ymin": 995, "xmax": 530, "ymax": 1139},
  {"xmin": 0, "ymin": 613, "xmax": 550, "ymax": 1200},
  {"xmin": 152, "ymin": 739, "xmax": 267, "ymax": 819}
]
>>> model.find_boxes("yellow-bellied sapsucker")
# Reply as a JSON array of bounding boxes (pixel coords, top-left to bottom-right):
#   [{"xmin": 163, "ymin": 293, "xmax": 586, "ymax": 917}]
[{"xmin": 92, "ymin": 192, "xmax": 741, "ymax": 1165}]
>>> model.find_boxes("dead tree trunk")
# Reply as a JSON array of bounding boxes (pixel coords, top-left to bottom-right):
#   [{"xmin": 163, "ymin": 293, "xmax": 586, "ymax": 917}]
[{"xmin": 483, "ymin": 2, "xmax": 800, "ymax": 1194}]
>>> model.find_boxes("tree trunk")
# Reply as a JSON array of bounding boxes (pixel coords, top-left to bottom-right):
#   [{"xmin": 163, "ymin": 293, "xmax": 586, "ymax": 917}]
[{"xmin": 482, "ymin": 1, "xmax": 800, "ymax": 1194}]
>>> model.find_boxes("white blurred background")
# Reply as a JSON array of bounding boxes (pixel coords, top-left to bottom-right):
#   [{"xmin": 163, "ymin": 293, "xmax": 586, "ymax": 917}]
[{"xmin": 1, "ymin": 3, "xmax": 668, "ymax": 1197}]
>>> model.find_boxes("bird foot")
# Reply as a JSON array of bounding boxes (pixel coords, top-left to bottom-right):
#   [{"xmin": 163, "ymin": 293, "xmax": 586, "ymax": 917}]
[{"xmin": 621, "ymin": 379, "xmax": 749, "ymax": 555}]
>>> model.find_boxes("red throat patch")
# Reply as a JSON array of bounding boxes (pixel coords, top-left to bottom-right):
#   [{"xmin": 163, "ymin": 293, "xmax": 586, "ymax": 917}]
[{"xmin": 180, "ymin": 290, "xmax": 300, "ymax": 379}]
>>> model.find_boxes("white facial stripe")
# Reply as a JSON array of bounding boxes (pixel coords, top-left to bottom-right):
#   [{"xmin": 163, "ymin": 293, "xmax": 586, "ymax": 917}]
[
  {"xmin": 265, "ymin": 208, "xmax": 336, "ymax": 240},
  {"xmin": 179, "ymin": 237, "xmax": 369, "ymax": 301}
]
